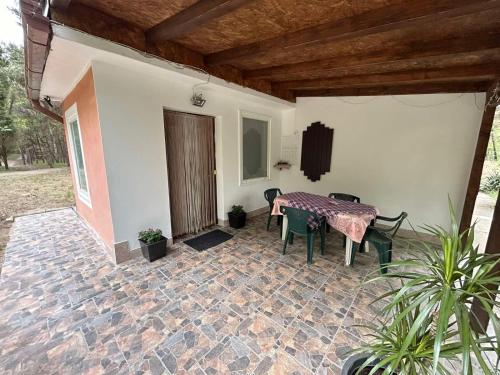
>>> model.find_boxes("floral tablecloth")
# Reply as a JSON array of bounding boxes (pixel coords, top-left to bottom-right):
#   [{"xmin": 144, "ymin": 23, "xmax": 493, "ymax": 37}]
[{"xmin": 272, "ymin": 192, "xmax": 378, "ymax": 243}]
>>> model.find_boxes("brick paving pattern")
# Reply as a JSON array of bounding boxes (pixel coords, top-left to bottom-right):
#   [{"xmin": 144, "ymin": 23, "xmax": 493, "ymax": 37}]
[{"xmin": 0, "ymin": 208, "xmax": 402, "ymax": 374}]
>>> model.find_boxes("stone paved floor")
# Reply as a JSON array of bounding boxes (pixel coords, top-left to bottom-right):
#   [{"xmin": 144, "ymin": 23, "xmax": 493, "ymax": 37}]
[{"xmin": 0, "ymin": 208, "xmax": 401, "ymax": 374}]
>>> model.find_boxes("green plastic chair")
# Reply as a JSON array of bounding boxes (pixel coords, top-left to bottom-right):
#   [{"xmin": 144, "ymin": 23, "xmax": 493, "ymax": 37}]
[
  {"xmin": 351, "ymin": 212, "xmax": 408, "ymax": 274},
  {"xmin": 328, "ymin": 193, "xmax": 360, "ymax": 203},
  {"xmin": 280, "ymin": 206, "xmax": 325, "ymax": 264},
  {"xmin": 264, "ymin": 188, "xmax": 283, "ymax": 231},
  {"xmin": 327, "ymin": 193, "xmax": 361, "ymax": 245}
]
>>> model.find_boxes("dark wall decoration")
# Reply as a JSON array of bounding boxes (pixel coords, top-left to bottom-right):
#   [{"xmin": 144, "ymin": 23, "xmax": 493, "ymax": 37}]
[{"xmin": 300, "ymin": 122, "xmax": 334, "ymax": 182}]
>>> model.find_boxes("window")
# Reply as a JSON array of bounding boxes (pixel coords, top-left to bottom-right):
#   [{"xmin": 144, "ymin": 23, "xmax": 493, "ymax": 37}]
[
  {"xmin": 65, "ymin": 104, "xmax": 91, "ymax": 206},
  {"xmin": 240, "ymin": 112, "xmax": 270, "ymax": 183}
]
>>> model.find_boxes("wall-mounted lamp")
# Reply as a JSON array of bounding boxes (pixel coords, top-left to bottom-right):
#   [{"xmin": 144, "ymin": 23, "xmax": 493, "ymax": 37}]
[
  {"xmin": 191, "ymin": 92, "xmax": 206, "ymax": 107},
  {"xmin": 43, "ymin": 96, "xmax": 53, "ymax": 107}
]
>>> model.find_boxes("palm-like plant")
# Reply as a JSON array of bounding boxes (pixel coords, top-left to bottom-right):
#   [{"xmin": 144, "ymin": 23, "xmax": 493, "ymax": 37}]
[{"xmin": 354, "ymin": 200, "xmax": 500, "ymax": 375}]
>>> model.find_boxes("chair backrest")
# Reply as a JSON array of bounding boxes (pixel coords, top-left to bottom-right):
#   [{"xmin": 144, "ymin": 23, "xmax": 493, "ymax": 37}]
[
  {"xmin": 280, "ymin": 206, "xmax": 317, "ymax": 235},
  {"xmin": 377, "ymin": 212, "xmax": 408, "ymax": 238},
  {"xmin": 328, "ymin": 192, "xmax": 360, "ymax": 203},
  {"xmin": 264, "ymin": 188, "xmax": 283, "ymax": 209},
  {"xmin": 391, "ymin": 212, "xmax": 408, "ymax": 238}
]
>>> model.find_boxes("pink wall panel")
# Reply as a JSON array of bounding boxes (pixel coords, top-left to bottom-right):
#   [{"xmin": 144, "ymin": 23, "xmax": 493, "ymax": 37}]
[{"xmin": 63, "ymin": 68, "xmax": 115, "ymax": 249}]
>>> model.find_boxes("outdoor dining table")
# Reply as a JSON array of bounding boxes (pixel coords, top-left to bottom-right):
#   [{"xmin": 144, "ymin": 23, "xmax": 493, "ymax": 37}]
[{"xmin": 272, "ymin": 192, "xmax": 378, "ymax": 265}]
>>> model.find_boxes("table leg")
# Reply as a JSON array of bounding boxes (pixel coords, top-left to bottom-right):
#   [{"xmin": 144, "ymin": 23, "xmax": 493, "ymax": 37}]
[
  {"xmin": 281, "ymin": 216, "xmax": 288, "ymax": 241},
  {"xmin": 345, "ymin": 237, "xmax": 353, "ymax": 266}
]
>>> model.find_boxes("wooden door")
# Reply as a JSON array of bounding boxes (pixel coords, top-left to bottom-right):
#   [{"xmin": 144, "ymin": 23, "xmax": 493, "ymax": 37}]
[{"xmin": 163, "ymin": 110, "xmax": 217, "ymax": 237}]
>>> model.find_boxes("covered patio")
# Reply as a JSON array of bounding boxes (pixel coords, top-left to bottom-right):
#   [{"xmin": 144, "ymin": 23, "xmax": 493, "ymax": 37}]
[
  {"xmin": 0, "ymin": 208, "xmax": 406, "ymax": 374},
  {"xmin": 7, "ymin": 0, "xmax": 500, "ymax": 374}
]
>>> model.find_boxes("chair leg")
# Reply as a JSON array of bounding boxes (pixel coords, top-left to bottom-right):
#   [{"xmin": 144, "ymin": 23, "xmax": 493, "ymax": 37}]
[
  {"xmin": 289, "ymin": 232, "xmax": 294, "ymax": 244},
  {"xmin": 320, "ymin": 223, "xmax": 325, "ymax": 256},
  {"xmin": 266, "ymin": 213, "xmax": 272, "ymax": 231},
  {"xmin": 358, "ymin": 238, "xmax": 366, "ymax": 253},
  {"xmin": 350, "ymin": 241, "xmax": 357, "ymax": 266},
  {"xmin": 283, "ymin": 230, "xmax": 290, "ymax": 255},
  {"xmin": 375, "ymin": 243, "xmax": 392, "ymax": 274},
  {"xmin": 306, "ymin": 232, "xmax": 311, "ymax": 264},
  {"xmin": 307, "ymin": 232, "xmax": 315, "ymax": 264},
  {"xmin": 277, "ymin": 215, "xmax": 282, "ymax": 226}
]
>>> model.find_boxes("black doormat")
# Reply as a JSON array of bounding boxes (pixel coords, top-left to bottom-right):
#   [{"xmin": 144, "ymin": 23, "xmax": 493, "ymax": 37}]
[{"xmin": 184, "ymin": 229, "xmax": 233, "ymax": 251}]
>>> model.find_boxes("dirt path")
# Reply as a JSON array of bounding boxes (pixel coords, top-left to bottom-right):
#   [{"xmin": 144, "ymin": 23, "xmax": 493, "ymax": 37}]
[{"xmin": 0, "ymin": 167, "xmax": 67, "ymax": 178}]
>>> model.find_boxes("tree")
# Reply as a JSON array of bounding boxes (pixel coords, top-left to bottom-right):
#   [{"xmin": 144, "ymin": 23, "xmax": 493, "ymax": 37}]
[
  {"xmin": 0, "ymin": 44, "xmax": 17, "ymax": 169},
  {"xmin": 0, "ymin": 42, "xmax": 68, "ymax": 170}
]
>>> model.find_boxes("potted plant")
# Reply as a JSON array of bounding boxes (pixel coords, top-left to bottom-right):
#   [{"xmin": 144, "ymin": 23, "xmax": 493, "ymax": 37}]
[
  {"xmin": 138, "ymin": 228, "xmax": 167, "ymax": 262},
  {"xmin": 228, "ymin": 205, "xmax": 246, "ymax": 229},
  {"xmin": 345, "ymin": 200, "xmax": 500, "ymax": 375}
]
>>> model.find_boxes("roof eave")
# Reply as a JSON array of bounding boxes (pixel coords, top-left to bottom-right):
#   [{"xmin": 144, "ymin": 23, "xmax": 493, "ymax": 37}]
[{"xmin": 20, "ymin": 0, "xmax": 63, "ymax": 123}]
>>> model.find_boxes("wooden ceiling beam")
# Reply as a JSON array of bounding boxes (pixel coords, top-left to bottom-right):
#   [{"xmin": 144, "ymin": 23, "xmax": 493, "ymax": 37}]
[
  {"xmin": 274, "ymin": 64, "xmax": 500, "ymax": 91},
  {"xmin": 146, "ymin": 0, "xmax": 255, "ymax": 43},
  {"xmin": 206, "ymin": 0, "xmax": 499, "ymax": 66},
  {"xmin": 244, "ymin": 29, "xmax": 500, "ymax": 81},
  {"xmin": 50, "ymin": 3, "xmax": 293, "ymax": 101},
  {"xmin": 248, "ymin": 48, "xmax": 500, "ymax": 83},
  {"xmin": 50, "ymin": 0, "xmax": 72, "ymax": 10},
  {"xmin": 294, "ymin": 81, "xmax": 492, "ymax": 97}
]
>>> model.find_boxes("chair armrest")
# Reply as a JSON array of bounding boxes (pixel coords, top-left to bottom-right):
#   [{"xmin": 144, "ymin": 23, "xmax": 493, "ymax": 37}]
[
  {"xmin": 367, "ymin": 225, "xmax": 393, "ymax": 233},
  {"xmin": 376, "ymin": 215, "xmax": 400, "ymax": 222}
]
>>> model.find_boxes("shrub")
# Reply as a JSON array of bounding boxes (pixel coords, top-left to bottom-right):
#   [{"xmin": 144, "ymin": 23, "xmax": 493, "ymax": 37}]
[
  {"xmin": 480, "ymin": 169, "xmax": 500, "ymax": 193},
  {"xmin": 138, "ymin": 228, "xmax": 163, "ymax": 244},
  {"xmin": 230, "ymin": 205, "xmax": 245, "ymax": 215},
  {"xmin": 354, "ymin": 199, "xmax": 500, "ymax": 374}
]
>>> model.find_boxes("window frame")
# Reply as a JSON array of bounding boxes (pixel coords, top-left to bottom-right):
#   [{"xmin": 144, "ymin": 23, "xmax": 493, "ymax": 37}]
[
  {"xmin": 65, "ymin": 103, "xmax": 92, "ymax": 207},
  {"xmin": 239, "ymin": 110, "xmax": 271, "ymax": 185}
]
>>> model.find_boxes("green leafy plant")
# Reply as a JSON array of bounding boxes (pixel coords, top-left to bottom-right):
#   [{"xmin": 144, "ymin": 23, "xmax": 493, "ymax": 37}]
[
  {"xmin": 480, "ymin": 169, "xmax": 500, "ymax": 193},
  {"xmin": 138, "ymin": 228, "xmax": 163, "ymax": 244},
  {"xmin": 354, "ymin": 199, "xmax": 500, "ymax": 375},
  {"xmin": 230, "ymin": 205, "xmax": 245, "ymax": 215}
]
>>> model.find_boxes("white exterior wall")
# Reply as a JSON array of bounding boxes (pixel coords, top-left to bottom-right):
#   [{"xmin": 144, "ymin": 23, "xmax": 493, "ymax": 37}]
[
  {"xmin": 91, "ymin": 61, "xmax": 284, "ymax": 249},
  {"xmin": 41, "ymin": 31, "xmax": 485, "ymax": 257},
  {"xmin": 92, "ymin": 56, "xmax": 484, "ymax": 250},
  {"xmin": 280, "ymin": 94, "xmax": 485, "ymax": 230}
]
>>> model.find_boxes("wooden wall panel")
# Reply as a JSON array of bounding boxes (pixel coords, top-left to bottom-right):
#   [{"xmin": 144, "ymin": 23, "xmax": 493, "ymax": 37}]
[{"xmin": 300, "ymin": 122, "xmax": 334, "ymax": 182}]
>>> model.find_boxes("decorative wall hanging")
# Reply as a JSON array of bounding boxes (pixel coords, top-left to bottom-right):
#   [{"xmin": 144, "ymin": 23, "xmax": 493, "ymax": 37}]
[
  {"xmin": 300, "ymin": 122, "xmax": 334, "ymax": 182},
  {"xmin": 273, "ymin": 161, "xmax": 291, "ymax": 170}
]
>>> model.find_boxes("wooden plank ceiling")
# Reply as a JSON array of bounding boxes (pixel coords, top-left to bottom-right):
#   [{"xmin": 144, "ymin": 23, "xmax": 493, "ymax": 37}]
[{"xmin": 50, "ymin": 0, "xmax": 500, "ymax": 102}]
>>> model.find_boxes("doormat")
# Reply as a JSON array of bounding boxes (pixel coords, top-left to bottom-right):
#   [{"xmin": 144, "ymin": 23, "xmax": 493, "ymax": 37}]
[{"xmin": 184, "ymin": 229, "xmax": 233, "ymax": 251}]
